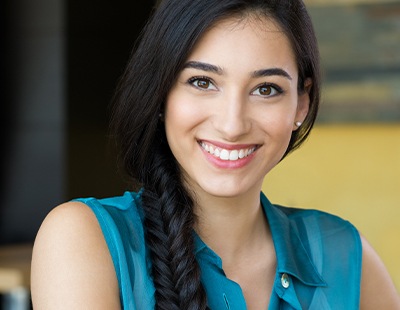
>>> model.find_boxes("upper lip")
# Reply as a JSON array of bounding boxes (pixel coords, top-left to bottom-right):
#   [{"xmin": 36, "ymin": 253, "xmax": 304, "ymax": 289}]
[{"xmin": 198, "ymin": 139, "xmax": 259, "ymax": 150}]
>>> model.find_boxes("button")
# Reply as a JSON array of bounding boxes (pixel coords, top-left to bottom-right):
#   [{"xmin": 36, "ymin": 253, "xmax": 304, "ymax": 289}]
[{"xmin": 281, "ymin": 273, "xmax": 290, "ymax": 288}]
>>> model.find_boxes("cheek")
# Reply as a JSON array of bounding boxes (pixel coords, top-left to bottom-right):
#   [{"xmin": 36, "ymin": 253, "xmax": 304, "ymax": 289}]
[
  {"xmin": 259, "ymin": 103, "xmax": 297, "ymax": 133},
  {"xmin": 165, "ymin": 92, "xmax": 206, "ymax": 133}
]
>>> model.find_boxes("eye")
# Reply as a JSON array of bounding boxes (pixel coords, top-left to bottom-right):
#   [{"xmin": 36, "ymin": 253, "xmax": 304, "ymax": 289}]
[
  {"xmin": 188, "ymin": 76, "xmax": 218, "ymax": 91},
  {"xmin": 252, "ymin": 83, "xmax": 283, "ymax": 97}
]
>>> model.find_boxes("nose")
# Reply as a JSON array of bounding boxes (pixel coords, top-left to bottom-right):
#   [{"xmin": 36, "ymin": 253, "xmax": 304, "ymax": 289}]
[{"xmin": 212, "ymin": 93, "xmax": 251, "ymax": 141}]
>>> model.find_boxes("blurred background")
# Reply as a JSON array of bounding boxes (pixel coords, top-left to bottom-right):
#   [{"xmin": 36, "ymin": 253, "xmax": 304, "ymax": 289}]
[
  {"xmin": 0, "ymin": 0, "xmax": 155, "ymax": 307},
  {"xmin": 0, "ymin": 0, "xmax": 399, "ymax": 308}
]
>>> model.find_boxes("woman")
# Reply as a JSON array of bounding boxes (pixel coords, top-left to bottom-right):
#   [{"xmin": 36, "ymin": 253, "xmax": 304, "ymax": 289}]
[{"xmin": 31, "ymin": 0, "xmax": 399, "ymax": 309}]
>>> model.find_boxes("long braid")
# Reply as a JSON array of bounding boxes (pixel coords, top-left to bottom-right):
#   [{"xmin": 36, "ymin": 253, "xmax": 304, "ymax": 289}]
[{"xmin": 141, "ymin": 140, "xmax": 208, "ymax": 309}]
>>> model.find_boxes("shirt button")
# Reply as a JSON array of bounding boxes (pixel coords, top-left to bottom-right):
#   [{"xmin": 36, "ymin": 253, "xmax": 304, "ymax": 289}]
[{"xmin": 281, "ymin": 273, "xmax": 290, "ymax": 289}]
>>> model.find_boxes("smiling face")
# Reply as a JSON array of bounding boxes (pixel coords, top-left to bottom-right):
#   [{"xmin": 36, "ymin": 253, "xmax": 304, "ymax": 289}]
[{"xmin": 164, "ymin": 16, "xmax": 310, "ymax": 200}]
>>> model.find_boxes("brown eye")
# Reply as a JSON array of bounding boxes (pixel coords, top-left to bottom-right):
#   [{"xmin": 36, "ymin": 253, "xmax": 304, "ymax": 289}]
[
  {"xmin": 259, "ymin": 85, "xmax": 272, "ymax": 96},
  {"xmin": 188, "ymin": 76, "xmax": 217, "ymax": 91},
  {"xmin": 252, "ymin": 83, "xmax": 283, "ymax": 98},
  {"xmin": 196, "ymin": 79, "xmax": 210, "ymax": 89}
]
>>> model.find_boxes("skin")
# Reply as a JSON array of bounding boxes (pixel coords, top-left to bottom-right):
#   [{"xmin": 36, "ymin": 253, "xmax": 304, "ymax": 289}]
[
  {"xmin": 165, "ymin": 18, "xmax": 308, "ymax": 202},
  {"xmin": 31, "ymin": 16, "xmax": 400, "ymax": 310},
  {"xmin": 31, "ymin": 202, "xmax": 121, "ymax": 309}
]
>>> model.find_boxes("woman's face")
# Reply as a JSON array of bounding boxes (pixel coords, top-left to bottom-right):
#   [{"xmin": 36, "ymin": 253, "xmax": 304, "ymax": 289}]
[{"xmin": 165, "ymin": 16, "xmax": 310, "ymax": 200}]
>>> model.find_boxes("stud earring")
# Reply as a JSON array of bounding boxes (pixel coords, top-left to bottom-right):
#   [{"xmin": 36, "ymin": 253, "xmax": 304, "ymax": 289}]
[{"xmin": 295, "ymin": 121, "xmax": 302, "ymax": 127}]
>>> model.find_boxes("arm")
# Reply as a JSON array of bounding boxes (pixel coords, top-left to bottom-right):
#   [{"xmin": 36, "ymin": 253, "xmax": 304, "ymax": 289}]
[
  {"xmin": 360, "ymin": 234, "xmax": 400, "ymax": 309},
  {"xmin": 31, "ymin": 201, "xmax": 121, "ymax": 309}
]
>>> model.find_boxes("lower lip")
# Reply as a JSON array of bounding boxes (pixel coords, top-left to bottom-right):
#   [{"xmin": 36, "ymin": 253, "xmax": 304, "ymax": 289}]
[{"xmin": 199, "ymin": 146, "xmax": 257, "ymax": 169}]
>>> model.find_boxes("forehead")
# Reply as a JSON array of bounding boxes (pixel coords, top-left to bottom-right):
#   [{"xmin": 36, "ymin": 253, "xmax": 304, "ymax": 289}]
[
  {"xmin": 186, "ymin": 15, "xmax": 297, "ymax": 75},
  {"xmin": 214, "ymin": 14, "xmax": 284, "ymax": 38}
]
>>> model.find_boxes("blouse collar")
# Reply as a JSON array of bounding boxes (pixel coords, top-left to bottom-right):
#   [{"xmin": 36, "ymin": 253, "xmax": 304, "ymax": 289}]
[{"xmin": 261, "ymin": 192, "xmax": 326, "ymax": 287}]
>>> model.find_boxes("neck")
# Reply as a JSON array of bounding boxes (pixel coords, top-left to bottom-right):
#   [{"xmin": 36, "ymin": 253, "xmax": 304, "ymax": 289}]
[{"xmin": 194, "ymin": 190, "xmax": 270, "ymax": 265}]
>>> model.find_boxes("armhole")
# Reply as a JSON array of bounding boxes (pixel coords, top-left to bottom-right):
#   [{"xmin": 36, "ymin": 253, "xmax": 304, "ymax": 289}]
[{"xmin": 73, "ymin": 198, "xmax": 123, "ymax": 289}]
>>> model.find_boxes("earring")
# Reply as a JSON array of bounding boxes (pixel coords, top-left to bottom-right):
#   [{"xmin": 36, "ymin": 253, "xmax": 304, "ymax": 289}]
[{"xmin": 295, "ymin": 121, "xmax": 302, "ymax": 127}]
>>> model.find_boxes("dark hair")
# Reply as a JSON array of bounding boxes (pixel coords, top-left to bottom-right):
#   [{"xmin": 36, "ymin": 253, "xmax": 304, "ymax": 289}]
[{"xmin": 111, "ymin": 0, "xmax": 320, "ymax": 309}]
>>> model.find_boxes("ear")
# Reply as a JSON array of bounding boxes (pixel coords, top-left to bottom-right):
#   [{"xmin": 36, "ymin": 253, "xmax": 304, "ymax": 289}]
[{"xmin": 293, "ymin": 78, "xmax": 312, "ymax": 131}]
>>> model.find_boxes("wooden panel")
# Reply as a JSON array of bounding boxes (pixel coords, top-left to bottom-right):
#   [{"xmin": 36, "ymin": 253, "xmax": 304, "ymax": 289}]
[
  {"xmin": 305, "ymin": 1, "xmax": 400, "ymax": 122},
  {"xmin": 0, "ymin": 244, "xmax": 32, "ymax": 293}
]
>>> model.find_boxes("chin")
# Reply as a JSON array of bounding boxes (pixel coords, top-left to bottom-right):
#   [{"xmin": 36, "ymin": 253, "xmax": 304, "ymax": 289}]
[{"xmin": 196, "ymin": 179, "xmax": 259, "ymax": 199}]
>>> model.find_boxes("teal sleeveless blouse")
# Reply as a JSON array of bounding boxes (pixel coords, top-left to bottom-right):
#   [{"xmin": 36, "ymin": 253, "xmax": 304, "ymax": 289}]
[{"xmin": 75, "ymin": 191, "xmax": 362, "ymax": 309}]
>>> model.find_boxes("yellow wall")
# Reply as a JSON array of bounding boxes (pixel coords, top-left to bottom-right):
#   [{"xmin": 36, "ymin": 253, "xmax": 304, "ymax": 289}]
[{"xmin": 262, "ymin": 124, "xmax": 400, "ymax": 290}]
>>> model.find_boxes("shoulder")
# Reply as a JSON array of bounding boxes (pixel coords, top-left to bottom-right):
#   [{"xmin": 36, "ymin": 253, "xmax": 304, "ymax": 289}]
[
  {"xmin": 274, "ymin": 204, "xmax": 359, "ymax": 237},
  {"xmin": 76, "ymin": 191, "xmax": 147, "ymax": 256},
  {"xmin": 31, "ymin": 200, "xmax": 121, "ymax": 309},
  {"xmin": 359, "ymin": 235, "xmax": 400, "ymax": 309},
  {"xmin": 276, "ymin": 205, "xmax": 362, "ymax": 268}
]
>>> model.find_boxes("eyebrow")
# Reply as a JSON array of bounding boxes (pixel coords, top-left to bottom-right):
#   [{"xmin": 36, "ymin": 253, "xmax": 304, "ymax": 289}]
[
  {"xmin": 183, "ymin": 61, "xmax": 223, "ymax": 75},
  {"xmin": 183, "ymin": 61, "xmax": 292, "ymax": 80},
  {"xmin": 252, "ymin": 68, "xmax": 292, "ymax": 80}
]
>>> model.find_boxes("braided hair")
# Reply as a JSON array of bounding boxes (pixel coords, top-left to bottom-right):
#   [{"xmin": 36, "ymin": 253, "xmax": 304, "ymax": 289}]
[{"xmin": 111, "ymin": 0, "xmax": 320, "ymax": 308}]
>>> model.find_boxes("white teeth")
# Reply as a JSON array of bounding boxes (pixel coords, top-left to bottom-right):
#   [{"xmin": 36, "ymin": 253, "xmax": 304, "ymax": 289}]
[
  {"xmin": 220, "ymin": 149, "xmax": 229, "ymax": 160},
  {"xmin": 229, "ymin": 150, "xmax": 239, "ymax": 160},
  {"xmin": 200, "ymin": 142, "xmax": 256, "ymax": 161}
]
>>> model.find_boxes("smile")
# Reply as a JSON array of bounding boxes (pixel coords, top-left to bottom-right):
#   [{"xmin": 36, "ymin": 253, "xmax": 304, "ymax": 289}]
[{"xmin": 199, "ymin": 141, "xmax": 257, "ymax": 161}]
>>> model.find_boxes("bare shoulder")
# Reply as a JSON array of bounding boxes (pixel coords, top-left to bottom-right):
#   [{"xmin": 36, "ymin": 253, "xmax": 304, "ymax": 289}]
[
  {"xmin": 360, "ymin": 234, "xmax": 400, "ymax": 309},
  {"xmin": 31, "ymin": 201, "xmax": 120, "ymax": 309}
]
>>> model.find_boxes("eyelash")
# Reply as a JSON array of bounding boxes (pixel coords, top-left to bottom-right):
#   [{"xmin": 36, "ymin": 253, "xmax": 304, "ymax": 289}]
[
  {"xmin": 187, "ymin": 76, "xmax": 216, "ymax": 90},
  {"xmin": 252, "ymin": 83, "xmax": 284, "ymax": 98}
]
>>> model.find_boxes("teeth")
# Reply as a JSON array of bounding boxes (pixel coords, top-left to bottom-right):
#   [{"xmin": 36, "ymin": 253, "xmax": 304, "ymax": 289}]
[
  {"xmin": 201, "ymin": 142, "xmax": 256, "ymax": 161},
  {"xmin": 220, "ymin": 149, "xmax": 229, "ymax": 160},
  {"xmin": 229, "ymin": 150, "xmax": 239, "ymax": 160}
]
